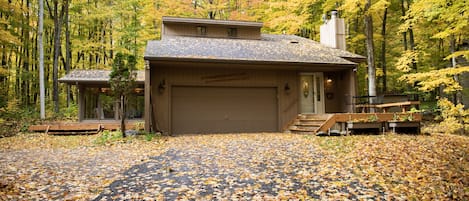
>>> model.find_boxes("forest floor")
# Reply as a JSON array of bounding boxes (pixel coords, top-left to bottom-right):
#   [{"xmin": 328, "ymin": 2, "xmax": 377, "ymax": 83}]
[{"xmin": 0, "ymin": 132, "xmax": 467, "ymax": 200}]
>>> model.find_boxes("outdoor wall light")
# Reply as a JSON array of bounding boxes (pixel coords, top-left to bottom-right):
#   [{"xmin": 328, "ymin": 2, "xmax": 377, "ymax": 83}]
[
  {"xmin": 100, "ymin": 88, "xmax": 110, "ymax": 93},
  {"xmin": 326, "ymin": 75, "xmax": 333, "ymax": 84},
  {"xmin": 135, "ymin": 88, "xmax": 144, "ymax": 94},
  {"xmin": 158, "ymin": 79, "xmax": 166, "ymax": 93}
]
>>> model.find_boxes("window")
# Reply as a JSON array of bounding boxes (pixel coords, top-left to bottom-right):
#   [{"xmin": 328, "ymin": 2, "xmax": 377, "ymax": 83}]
[
  {"xmin": 196, "ymin": 26, "xmax": 207, "ymax": 36},
  {"xmin": 227, "ymin": 28, "xmax": 238, "ymax": 38}
]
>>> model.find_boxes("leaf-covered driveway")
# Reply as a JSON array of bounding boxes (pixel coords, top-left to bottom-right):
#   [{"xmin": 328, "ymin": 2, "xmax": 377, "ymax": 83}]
[
  {"xmin": 94, "ymin": 134, "xmax": 384, "ymax": 200},
  {"xmin": 1, "ymin": 133, "xmax": 468, "ymax": 200}
]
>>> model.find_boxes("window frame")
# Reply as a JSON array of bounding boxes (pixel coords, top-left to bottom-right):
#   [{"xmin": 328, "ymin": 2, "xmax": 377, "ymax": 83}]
[
  {"xmin": 227, "ymin": 27, "xmax": 238, "ymax": 38},
  {"xmin": 196, "ymin": 26, "xmax": 207, "ymax": 36}
]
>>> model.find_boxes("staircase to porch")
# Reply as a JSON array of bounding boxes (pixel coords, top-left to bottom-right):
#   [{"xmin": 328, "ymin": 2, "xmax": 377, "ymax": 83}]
[{"xmin": 287, "ymin": 114, "xmax": 333, "ymax": 134}]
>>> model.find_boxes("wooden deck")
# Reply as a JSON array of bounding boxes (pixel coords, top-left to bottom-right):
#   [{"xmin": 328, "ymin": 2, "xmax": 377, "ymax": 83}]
[
  {"xmin": 28, "ymin": 120, "xmax": 144, "ymax": 135},
  {"xmin": 317, "ymin": 113, "xmax": 422, "ymax": 134}
]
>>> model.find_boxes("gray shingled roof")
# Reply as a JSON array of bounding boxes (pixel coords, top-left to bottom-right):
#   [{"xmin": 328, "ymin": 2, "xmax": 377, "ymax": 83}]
[
  {"xmin": 59, "ymin": 70, "xmax": 145, "ymax": 84},
  {"xmin": 144, "ymin": 34, "xmax": 365, "ymax": 66}
]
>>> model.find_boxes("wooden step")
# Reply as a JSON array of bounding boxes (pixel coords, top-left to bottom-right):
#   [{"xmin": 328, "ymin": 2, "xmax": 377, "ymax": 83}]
[
  {"xmin": 298, "ymin": 114, "xmax": 332, "ymax": 120},
  {"xmin": 48, "ymin": 131, "xmax": 100, "ymax": 135},
  {"xmin": 295, "ymin": 122, "xmax": 323, "ymax": 127},
  {"xmin": 287, "ymin": 114, "xmax": 332, "ymax": 134},
  {"xmin": 289, "ymin": 127, "xmax": 319, "ymax": 132},
  {"xmin": 298, "ymin": 117, "xmax": 328, "ymax": 121},
  {"xmin": 289, "ymin": 130, "xmax": 317, "ymax": 135}
]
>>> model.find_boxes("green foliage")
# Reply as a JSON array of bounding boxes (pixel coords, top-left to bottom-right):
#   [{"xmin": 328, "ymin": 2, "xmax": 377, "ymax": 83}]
[
  {"xmin": 94, "ymin": 130, "xmax": 124, "ymax": 145},
  {"xmin": 110, "ymin": 52, "xmax": 137, "ymax": 137},
  {"xmin": 392, "ymin": 113, "xmax": 415, "ymax": 122},
  {"xmin": 57, "ymin": 103, "xmax": 78, "ymax": 121},
  {"xmin": 143, "ymin": 131, "xmax": 161, "ymax": 142},
  {"xmin": 0, "ymin": 98, "xmax": 40, "ymax": 135},
  {"xmin": 109, "ymin": 53, "xmax": 137, "ymax": 98},
  {"xmin": 94, "ymin": 129, "xmax": 161, "ymax": 145},
  {"xmin": 367, "ymin": 114, "xmax": 379, "ymax": 122}
]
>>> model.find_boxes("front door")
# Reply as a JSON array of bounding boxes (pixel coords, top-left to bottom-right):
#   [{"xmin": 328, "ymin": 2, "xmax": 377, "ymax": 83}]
[{"xmin": 300, "ymin": 73, "xmax": 325, "ymax": 114}]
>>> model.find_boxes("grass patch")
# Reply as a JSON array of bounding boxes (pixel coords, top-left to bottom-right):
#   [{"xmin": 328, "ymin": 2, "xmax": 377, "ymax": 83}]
[
  {"xmin": 94, "ymin": 130, "xmax": 125, "ymax": 145},
  {"xmin": 0, "ymin": 130, "xmax": 164, "ymax": 150},
  {"xmin": 142, "ymin": 131, "xmax": 161, "ymax": 141},
  {"xmin": 93, "ymin": 130, "xmax": 163, "ymax": 145}
]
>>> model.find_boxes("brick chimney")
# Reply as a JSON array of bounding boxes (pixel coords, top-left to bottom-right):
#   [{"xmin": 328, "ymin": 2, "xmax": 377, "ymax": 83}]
[{"xmin": 320, "ymin": 11, "xmax": 346, "ymax": 50}]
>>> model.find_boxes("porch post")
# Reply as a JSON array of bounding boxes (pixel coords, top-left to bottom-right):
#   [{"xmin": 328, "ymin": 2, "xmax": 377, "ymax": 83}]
[
  {"xmin": 144, "ymin": 60, "xmax": 152, "ymax": 132},
  {"xmin": 96, "ymin": 91, "xmax": 102, "ymax": 120},
  {"xmin": 350, "ymin": 67, "xmax": 358, "ymax": 112},
  {"xmin": 78, "ymin": 84, "xmax": 85, "ymax": 121}
]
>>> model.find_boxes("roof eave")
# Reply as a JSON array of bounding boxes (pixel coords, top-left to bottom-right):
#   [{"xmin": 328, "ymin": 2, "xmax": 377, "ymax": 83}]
[
  {"xmin": 58, "ymin": 80, "xmax": 145, "ymax": 85},
  {"xmin": 342, "ymin": 57, "xmax": 367, "ymax": 63},
  {"xmin": 144, "ymin": 56, "xmax": 357, "ymax": 68},
  {"xmin": 162, "ymin": 16, "xmax": 263, "ymax": 28}
]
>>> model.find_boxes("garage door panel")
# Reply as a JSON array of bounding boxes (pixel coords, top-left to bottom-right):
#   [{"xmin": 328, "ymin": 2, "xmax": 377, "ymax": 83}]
[{"xmin": 171, "ymin": 86, "xmax": 278, "ymax": 134}]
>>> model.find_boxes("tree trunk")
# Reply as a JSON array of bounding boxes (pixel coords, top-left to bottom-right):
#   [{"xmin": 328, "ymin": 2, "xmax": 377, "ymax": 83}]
[
  {"xmin": 450, "ymin": 35, "xmax": 462, "ymax": 104},
  {"xmin": 401, "ymin": 0, "xmax": 407, "ymax": 51},
  {"xmin": 39, "ymin": 0, "xmax": 45, "ymax": 119},
  {"xmin": 46, "ymin": 0, "xmax": 67, "ymax": 113},
  {"xmin": 381, "ymin": 7, "xmax": 387, "ymax": 93},
  {"xmin": 450, "ymin": 35, "xmax": 463, "ymax": 134},
  {"xmin": 408, "ymin": 27, "xmax": 417, "ymax": 71},
  {"xmin": 65, "ymin": 0, "xmax": 71, "ymax": 106},
  {"xmin": 120, "ymin": 95, "xmax": 127, "ymax": 138},
  {"xmin": 406, "ymin": 0, "xmax": 417, "ymax": 72},
  {"xmin": 364, "ymin": 0, "xmax": 376, "ymax": 104}
]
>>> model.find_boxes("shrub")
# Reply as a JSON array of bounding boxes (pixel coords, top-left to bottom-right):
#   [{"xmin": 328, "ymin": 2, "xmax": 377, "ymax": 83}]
[
  {"xmin": 94, "ymin": 130, "xmax": 124, "ymax": 145},
  {"xmin": 436, "ymin": 98, "xmax": 468, "ymax": 134}
]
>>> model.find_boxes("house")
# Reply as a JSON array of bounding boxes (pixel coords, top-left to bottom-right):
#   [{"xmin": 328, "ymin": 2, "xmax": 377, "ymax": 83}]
[{"xmin": 143, "ymin": 13, "xmax": 366, "ymax": 134}]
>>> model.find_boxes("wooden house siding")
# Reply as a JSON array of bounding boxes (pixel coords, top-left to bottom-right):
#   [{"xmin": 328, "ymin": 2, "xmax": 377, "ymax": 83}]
[
  {"xmin": 163, "ymin": 23, "xmax": 261, "ymax": 40},
  {"xmin": 148, "ymin": 61, "xmax": 356, "ymax": 134},
  {"xmin": 150, "ymin": 64, "xmax": 299, "ymax": 134}
]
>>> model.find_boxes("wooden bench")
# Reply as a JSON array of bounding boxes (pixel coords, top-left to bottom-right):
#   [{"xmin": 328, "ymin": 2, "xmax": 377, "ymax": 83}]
[{"xmin": 376, "ymin": 101, "xmax": 420, "ymax": 113}]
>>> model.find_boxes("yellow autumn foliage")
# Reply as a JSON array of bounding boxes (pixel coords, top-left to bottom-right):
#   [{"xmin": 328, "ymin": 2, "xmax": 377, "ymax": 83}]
[
  {"xmin": 395, "ymin": 50, "xmax": 420, "ymax": 73},
  {"xmin": 399, "ymin": 66, "xmax": 469, "ymax": 93},
  {"xmin": 437, "ymin": 98, "xmax": 469, "ymax": 134}
]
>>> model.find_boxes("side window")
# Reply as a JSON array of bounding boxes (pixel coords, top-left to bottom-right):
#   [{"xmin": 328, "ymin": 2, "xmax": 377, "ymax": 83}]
[
  {"xmin": 227, "ymin": 28, "xmax": 237, "ymax": 38},
  {"xmin": 196, "ymin": 26, "xmax": 207, "ymax": 36}
]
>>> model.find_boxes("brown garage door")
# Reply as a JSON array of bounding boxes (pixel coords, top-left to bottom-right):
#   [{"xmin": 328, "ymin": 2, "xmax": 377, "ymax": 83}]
[{"xmin": 171, "ymin": 86, "xmax": 278, "ymax": 134}]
